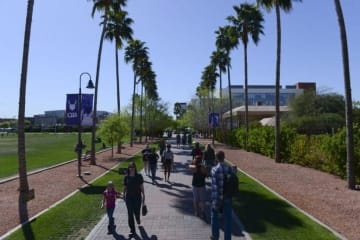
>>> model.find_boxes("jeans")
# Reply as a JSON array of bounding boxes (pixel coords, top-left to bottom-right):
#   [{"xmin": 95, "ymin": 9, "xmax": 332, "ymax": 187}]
[
  {"xmin": 106, "ymin": 207, "xmax": 115, "ymax": 226},
  {"xmin": 211, "ymin": 198, "xmax": 232, "ymax": 240},
  {"xmin": 125, "ymin": 196, "xmax": 142, "ymax": 233},
  {"xmin": 150, "ymin": 163, "xmax": 157, "ymax": 183}
]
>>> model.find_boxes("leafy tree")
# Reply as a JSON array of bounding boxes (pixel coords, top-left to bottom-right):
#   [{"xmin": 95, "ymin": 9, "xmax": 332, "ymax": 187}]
[
  {"xmin": 97, "ymin": 114, "xmax": 129, "ymax": 156},
  {"xmin": 257, "ymin": 0, "xmax": 302, "ymax": 163},
  {"xmin": 228, "ymin": 3, "xmax": 264, "ymax": 151},
  {"xmin": 334, "ymin": 0, "xmax": 355, "ymax": 189},
  {"xmin": 288, "ymin": 91, "xmax": 345, "ymax": 134}
]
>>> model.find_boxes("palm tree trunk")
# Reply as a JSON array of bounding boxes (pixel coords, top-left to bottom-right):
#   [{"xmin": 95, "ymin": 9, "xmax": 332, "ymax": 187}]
[
  {"xmin": 139, "ymin": 82, "xmax": 144, "ymax": 143},
  {"xmin": 244, "ymin": 43, "xmax": 249, "ymax": 151},
  {"xmin": 91, "ymin": 16, "xmax": 108, "ymax": 165},
  {"xmin": 18, "ymin": 0, "xmax": 34, "ymax": 223},
  {"xmin": 130, "ymin": 72, "xmax": 137, "ymax": 147},
  {"xmin": 115, "ymin": 44, "xmax": 122, "ymax": 153},
  {"xmin": 115, "ymin": 44, "xmax": 120, "ymax": 114},
  {"xmin": 275, "ymin": 1, "xmax": 282, "ymax": 163},
  {"xmin": 227, "ymin": 64, "xmax": 233, "ymax": 131},
  {"xmin": 334, "ymin": 0, "xmax": 355, "ymax": 189}
]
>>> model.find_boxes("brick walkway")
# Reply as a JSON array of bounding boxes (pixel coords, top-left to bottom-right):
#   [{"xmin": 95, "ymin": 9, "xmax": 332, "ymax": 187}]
[{"xmin": 86, "ymin": 139, "xmax": 249, "ymax": 240}]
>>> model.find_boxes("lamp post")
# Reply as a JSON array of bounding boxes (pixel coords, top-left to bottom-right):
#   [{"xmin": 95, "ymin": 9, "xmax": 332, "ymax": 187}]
[{"xmin": 77, "ymin": 72, "xmax": 95, "ymax": 177}]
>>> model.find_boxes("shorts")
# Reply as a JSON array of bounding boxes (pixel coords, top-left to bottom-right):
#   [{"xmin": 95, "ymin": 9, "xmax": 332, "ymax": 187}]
[{"xmin": 192, "ymin": 186, "xmax": 206, "ymax": 202}]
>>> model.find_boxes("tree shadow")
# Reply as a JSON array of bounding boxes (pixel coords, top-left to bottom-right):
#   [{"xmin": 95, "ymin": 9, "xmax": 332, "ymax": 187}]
[
  {"xmin": 18, "ymin": 194, "xmax": 35, "ymax": 240},
  {"xmin": 79, "ymin": 184, "xmax": 106, "ymax": 195},
  {"xmin": 233, "ymin": 184, "xmax": 305, "ymax": 234}
]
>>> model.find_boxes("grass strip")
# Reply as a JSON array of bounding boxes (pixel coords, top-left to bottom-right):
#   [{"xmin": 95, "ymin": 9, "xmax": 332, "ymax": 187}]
[
  {"xmin": 233, "ymin": 170, "xmax": 341, "ymax": 240},
  {"xmin": 0, "ymin": 133, "xmax": 104, "ymax": 178},
  {"xmin": 5, "ymin": 153, "xmax": 144, "ymax": 240}
]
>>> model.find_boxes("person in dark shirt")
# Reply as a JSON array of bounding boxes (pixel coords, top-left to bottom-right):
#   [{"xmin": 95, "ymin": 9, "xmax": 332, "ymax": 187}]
[
  {"xmin": 190, "ymin": 155, "xmax": 207, "ymax": 219},
  {"xmin": 123, "ymin": 162, "xmax": 145, "ymax": 237},
  {"xmin": 148, "ymin": 148, "xmax": 159, "ymax": 184},
  {"xmin": 191, "ymin": 142, "xmax": 203, "ymax": 161}
]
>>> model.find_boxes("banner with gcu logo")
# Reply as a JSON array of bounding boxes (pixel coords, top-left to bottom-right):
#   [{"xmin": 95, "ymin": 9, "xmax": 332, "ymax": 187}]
[
  {"xmin": 208, "ymin": 112, "xmax": 220, "ymax": 127},
  {"xmin": 65, "ymin": 94, "xmax": 94, "ymax": 126}
]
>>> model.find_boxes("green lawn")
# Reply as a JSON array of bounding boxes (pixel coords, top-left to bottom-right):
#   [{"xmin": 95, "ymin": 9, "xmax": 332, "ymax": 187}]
[
  {"xmin": 0, "ymin": 133, "xmax": 102, "ymax": 178},
  {"xmin": 4, "ymin": 153, "xmax": 144, "ymax": 240},
  {"xmin": 233, "ymin": 170, "xmax": 341, "ymax": 240}
]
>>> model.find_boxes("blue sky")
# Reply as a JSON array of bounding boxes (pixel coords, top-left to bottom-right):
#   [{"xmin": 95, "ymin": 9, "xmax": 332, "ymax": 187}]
[{"xmin": 0, "ymin": 0, "xmax": 359, "ymax": 118}]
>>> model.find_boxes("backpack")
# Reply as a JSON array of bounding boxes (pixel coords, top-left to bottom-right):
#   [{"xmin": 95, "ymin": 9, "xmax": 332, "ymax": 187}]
[{"xmin": 223, "ymin": 166, "xmax": 239, "ymax": 197}]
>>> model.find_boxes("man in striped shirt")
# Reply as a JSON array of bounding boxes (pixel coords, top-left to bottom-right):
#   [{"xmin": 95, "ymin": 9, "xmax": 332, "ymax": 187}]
[{"xmin": 210, "ymin": 151, "xmax": 232, "ymax": 240}]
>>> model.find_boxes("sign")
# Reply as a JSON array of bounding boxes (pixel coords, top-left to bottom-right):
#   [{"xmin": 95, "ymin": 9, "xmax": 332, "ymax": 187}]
[
  {"xmin": 65, "ymin": 94, "xmax": 94, "ymax": 126},
  {"xmin": 208, "ymin": 112, "xmax": 219, "ymax": 127}
]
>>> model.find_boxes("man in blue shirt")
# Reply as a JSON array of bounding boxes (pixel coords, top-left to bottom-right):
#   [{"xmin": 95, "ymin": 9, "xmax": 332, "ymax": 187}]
[{"xmin": 210, "ymin": 151, "xmax": 232, "ymax": 240}]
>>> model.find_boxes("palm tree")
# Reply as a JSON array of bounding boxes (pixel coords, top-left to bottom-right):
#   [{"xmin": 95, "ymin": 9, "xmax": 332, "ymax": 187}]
[
  {"xmin": 334, "ymin": 0, "xmax": 355, "ymax": 190},
  {"xmin": 104, "ymin": 9, "xmax": 133, "ymax": 114},
  {"xmin": 228, "ymin": 3, "xmax": 264, "ymax": 151},
  {"xmin": 18, "ymin": 0, "xmax": 34, "ymax": 224},
  {"xmin": 211, "ymin": 49, "xmax": 228, "ymax": 130},
  {"xmin": 201, "ymin": 64, "xmax": 218, "ymax": 144},
  {"xmin": 256, "ymin": 0, "xmax": 302, "ymax": 162},
  {"xmin": 210, "ymin": 50, "xmax": 227, "ymax": 101},
  {"xmin": 215, "ymin": 25, "xmax": 238, "ymax": 130},
  {"xmin": 125, "ymin": 39, "xmax": 149, "ymax": 146},
  {"xmin": 89, "ymin": 0, "xmax": 126, "ymax": 164},
  {"xmin": 136, "ymin": 57, "xmax": 153, "ymax": 143}
]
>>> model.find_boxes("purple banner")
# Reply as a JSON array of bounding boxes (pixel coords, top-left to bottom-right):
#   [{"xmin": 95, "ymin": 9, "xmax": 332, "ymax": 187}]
[
  {"xmin": 65, "ymin": 94, "xmax": 94, "ymax": 126},
  {"xmin": 208, "ymin": 112, "xmax": 220, "ymax": 127}
]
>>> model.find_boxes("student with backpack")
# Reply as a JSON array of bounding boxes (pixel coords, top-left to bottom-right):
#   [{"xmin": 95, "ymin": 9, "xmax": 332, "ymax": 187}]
[{"xmin": 210, "ymin": 151, "xmax": 238, "ymax": 240}]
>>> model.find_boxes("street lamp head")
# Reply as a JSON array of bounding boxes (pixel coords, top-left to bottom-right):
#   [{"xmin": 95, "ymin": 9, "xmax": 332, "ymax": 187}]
[{"xmin": 86, "ymin": 79, "xmax": 95, "ymax": 89}]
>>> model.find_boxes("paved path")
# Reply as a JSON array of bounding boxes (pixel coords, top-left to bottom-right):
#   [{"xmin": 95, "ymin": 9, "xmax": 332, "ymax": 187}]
[{"xmin": 86, "ymin": 139, "xmax": 249, "ymax": 240}]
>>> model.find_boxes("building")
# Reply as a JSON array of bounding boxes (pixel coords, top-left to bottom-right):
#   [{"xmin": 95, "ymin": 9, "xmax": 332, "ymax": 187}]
[
  {"xmin": 222, "ymin": 82, "xmax": 316, "ymax": 127},
  {"xmin": 33, "ymin": 110, "xmax": 111, "ymax": 127}
]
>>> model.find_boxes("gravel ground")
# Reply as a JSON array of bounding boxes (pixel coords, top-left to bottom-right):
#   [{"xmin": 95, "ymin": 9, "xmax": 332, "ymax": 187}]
[
  {"xmin": 204, "ymin": 140, "xmax": 359, "ymax": 240},
  {"xmin": 0, "ymin": 143, "xmax": 145, "ymax": 237}
]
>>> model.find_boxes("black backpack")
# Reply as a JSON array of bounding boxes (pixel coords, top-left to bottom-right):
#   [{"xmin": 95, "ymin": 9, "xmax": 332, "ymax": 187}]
[{"xmin": 223, "ymin": 166, "xmax": 239, "ymax": 197}]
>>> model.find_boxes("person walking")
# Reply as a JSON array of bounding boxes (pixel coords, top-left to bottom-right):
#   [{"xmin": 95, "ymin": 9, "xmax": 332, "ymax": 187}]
[
  {"xmin": 101, "ymin": 181, "xmax": 121, "ymax": 234},
  {"xmin": 148, "ymin": 148, "xmax": 160, "ymax": 184},
  {"xmin": 191, "ymin": 142, "xmax": 203, "ymax": 161},
  {"xmin": 189, "ymin": 155, "xmax": 207, "ymax": 219},
  {"xmin": 210, "ymin": 151, "xmax": 232, "ymax": 240},
  {"xmin": 141, "ymin": 144, "xmax": 151, "ymax": 176},
  {"xmin": 162, "ymin": 144, "xmax": 174, "ymax": 182},
  {"xmin": 176, "ymin": 133, "xmax": 181, "ymax": 147},
  {"xmin": 158, "ymin": 139, "xmax": 166, "ymax": 156},
  {"xmin": 123, "ymin": 162, "xmax": 146, "ymax": 237},
  {"xmin": 203, "ymin": 144, "xmax": 215, "ymax": 176}
]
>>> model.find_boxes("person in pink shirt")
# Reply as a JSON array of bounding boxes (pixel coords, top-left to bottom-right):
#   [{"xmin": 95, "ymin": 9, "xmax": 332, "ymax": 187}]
[{"xmin": 101, "ymin": 181, "xmax": 121, "ymax": 234}]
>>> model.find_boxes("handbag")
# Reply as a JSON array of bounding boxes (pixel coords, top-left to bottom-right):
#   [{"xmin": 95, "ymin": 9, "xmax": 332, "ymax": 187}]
[{"xmin": 142, "ymin": 204, "xmax": 148, "ymax": 216}]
